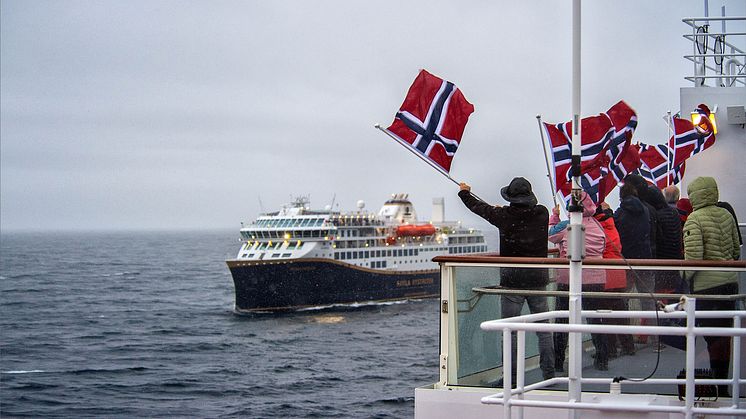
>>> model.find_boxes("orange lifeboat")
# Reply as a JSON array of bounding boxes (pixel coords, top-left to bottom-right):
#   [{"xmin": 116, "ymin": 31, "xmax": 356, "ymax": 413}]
[{"xmin": 395, "ymin": 224, "xmax": 436, "ymax": 237}]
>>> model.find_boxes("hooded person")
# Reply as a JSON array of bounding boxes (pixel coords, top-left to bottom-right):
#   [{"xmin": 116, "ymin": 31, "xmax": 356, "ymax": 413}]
[
  {"xmin": 548, "ymin": 192, "xmax": 609, "ymax": 371},
  {"xmin": 613, "ymin": 181, "xmax": 656, "ymax": 350},
  {"xmin": 647, "ymin": 185, "xmax": 683, "ymax": 260},
  {"xmin": 594, "ymin": 202, "xmax": 637, "ymax": 358},
  {"xmin": 683, "ymin": 176, "xmax": 740, "ymax": 396},
  {"xmin": 614, "ymin": 183, "xmax": 652, "ymax": 259},
  {"xmin": 458, "ymin": 178, "xmax": 555, "ymax": 382},
  {"xmin": 624, "ymin": 174, "xmax": 659, "ymax": 258}
]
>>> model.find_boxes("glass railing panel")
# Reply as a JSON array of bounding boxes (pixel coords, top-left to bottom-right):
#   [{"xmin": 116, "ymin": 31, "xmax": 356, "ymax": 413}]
[{"xmin": 446, "ymin": 259, "xmax": 745, "ymax": 396}]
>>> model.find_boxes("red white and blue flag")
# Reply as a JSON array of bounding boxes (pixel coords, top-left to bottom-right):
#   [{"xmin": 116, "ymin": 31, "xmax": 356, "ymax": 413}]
[
  {"xmin": 636, "ymin": 142, "xmax": 686, "ymax": 189},
  {"xmin": 604, "ymin": 101, "xmax": 640, "ymax": 182},
  {"xmin": 669, "ymin": 104, "xmax": 716, "ymax": 167},
  {"xmin": 385, "ymin": 69, "xmax": 474, "ymax": 174},
  {"xmin": 543, "ymin": 113, "xmax": 614, "ymax": 204}
]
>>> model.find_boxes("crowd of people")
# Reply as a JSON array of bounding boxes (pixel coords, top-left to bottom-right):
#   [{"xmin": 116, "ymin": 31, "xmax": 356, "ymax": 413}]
[{"xmin": 458, "ymin": 174, "xmax": 741, "ymax": 394}]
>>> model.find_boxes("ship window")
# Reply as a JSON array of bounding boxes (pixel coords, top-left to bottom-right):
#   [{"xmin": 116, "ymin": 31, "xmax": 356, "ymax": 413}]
[
  {"xmin": 271, "ymin": 253, "xmax": 280, "ymax": 258},
  {"xmin": 414, "ymin": 249, "xmax": 419, "ymax": 256},
  {"xmin": 315, "ymin": 219, "xmax": 323, "ymax": 226},
  {"xmin": 382, "ymin": 261, "xmax": 387, "ymax": 268},
  {"xmin": 364, "ymin": 251, "xmax": 369, "ymax": 258},
  {"xmin": 312, "ymin": 230, "xmax": 320, "ymax": 238},
  {"xmin": 247, "ymin": 253, "xmax": 254, "ymax": 258},
  {"xmin": 346, "ymin": 251, "xmax": 351, "ymax": 259},
  {"xmin": 282, "ymin": 253, "xmax": 292, "ymax": 258}
]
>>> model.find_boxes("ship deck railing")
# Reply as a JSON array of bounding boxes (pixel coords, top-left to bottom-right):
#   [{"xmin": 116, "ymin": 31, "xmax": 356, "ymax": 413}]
[
  {"xmin": 682, "ymin": 15, "xmax": 746, "ymax": 87},
  {"xmin": 431, "ymin": 254, "xmax": 746, "ymax": 418}
]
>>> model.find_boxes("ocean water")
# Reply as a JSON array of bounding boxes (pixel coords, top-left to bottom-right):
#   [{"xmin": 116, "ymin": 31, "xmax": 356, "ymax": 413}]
[{"xmin": 0, "ymin": 231, "xmax": 443, "ymax": 418}]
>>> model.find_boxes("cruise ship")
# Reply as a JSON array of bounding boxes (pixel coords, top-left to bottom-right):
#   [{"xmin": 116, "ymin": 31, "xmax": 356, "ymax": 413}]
[{"xmin": 226, "ymin": 194, "xmax": 488, "ymax": 313}]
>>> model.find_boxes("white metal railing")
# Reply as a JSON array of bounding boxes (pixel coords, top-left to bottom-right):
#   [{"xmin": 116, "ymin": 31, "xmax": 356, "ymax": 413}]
[
  {"xmin": 683, "ymin": 16, "xmax": 746, "ymax": 87},
  {"xmin": 479, "ymin": 300, "xmax": 746, "ymax": 418}
]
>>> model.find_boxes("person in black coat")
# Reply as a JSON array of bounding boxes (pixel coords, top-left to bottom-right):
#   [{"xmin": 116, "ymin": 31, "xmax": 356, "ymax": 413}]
[
  {"xmin": 614, "ymin": 183, "xmax": 656, "ymax": 316},
  {"xmin": 648, "ymin": 185, "xmax": 683, "ymax": 260},
  {"xmin": 647, "ymin": 186, "xmax": 685, "ymax": 328},
  {"xmin": 614, "ymin": 183, "xmax": 652, "ymax": 259},
  {"xmin": 624, "ymin": 174, "xmax": 659, "ymax": 257},
  {"xmin": 458, "ymin": 177, "xmax": 555, "ymax": 382}
]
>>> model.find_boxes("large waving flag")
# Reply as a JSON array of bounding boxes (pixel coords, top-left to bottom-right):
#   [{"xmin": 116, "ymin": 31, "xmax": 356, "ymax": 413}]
[
  {"xmin": 543, "ymin": 113, "xmax": 614, "ymax": 204},
  {"xmin": 605, "ymin": 101, "xmax": 641, "ymax": 182},
  {"xmin": 669, "ymin": 104, "xmax": 716, "ymax": 167},
  {"xmin": 385, "ymin": 70, "xmax": 474, "ymax": 175},
  {"xmin": 543, "ymin": 100, "xmax": 716, "ymax": 203},
  {"xmin": 636, "ymin": 142, "xmax": 686, "ymax": 189}
]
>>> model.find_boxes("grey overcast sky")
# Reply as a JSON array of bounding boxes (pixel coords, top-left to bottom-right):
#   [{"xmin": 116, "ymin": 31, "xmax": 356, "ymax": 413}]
[{"xmin": 2, "ymin": 0, "xmax": 744, "ymax": 231}]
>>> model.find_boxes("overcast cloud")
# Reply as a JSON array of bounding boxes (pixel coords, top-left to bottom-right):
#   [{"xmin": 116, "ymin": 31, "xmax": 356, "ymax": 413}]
[{"xmin": 2, "ymin": 0, "xmax": 744, "ymax": 231}]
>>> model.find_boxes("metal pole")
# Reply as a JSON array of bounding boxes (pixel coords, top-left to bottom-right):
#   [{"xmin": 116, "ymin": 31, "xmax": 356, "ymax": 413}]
[
  {"xmin": 667, "ymin": 110, "xmax": 673, "ymax": 187},
  {"xmin": 374, "ymin": 124, "xmax": 491, "ymax": 203},
  {"xmin": 568, "ymin": 1, "xmax": 584, "ymax": 414},
  {"xmin": 685, "ymin": 297, "xmax": 696, "ymax": 419},
  {"xmin": 536, "ymin": 115, "xmax": 559, "ymax": 208},
  {"xmin": 374, "ymin": 124, "xmax": 460, "ymax": 186}
]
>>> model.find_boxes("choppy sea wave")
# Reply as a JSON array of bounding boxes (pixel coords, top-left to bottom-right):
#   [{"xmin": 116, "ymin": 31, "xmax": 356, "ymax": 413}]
[{"xmin": 0, "ymin": 231, "xmax": 443, "ymax": 417}]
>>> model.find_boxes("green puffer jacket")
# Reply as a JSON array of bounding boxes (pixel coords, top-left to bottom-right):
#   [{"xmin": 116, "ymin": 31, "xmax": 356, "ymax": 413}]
[{"xmin": 683, "ymin": 176, "xmax": 740, "ymax": 291}]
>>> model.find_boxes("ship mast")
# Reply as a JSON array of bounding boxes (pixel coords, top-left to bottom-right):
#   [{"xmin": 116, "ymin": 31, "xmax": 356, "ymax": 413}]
[{"xmin": 567, "ymin": 0, "xmax": 584, "ymax": 411}]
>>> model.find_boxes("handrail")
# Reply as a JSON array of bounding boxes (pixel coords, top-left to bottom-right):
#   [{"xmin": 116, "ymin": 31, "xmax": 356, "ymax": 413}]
[
  {"xmin": 478, "ymin": 297, "xmax": 746, "ymax": 417},
  {"xmin": 433, "ymin": 253, "xmax": 746, "ymax": 268},
  {"xmin": 470, "ymin": 286, "xmax": 746, "ymax": 301}
]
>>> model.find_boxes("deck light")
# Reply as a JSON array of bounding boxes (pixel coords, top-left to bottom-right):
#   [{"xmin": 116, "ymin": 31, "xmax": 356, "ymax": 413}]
[{"xmin": 691, "ymin": 111, "xmax": 718, "ymax": 134}]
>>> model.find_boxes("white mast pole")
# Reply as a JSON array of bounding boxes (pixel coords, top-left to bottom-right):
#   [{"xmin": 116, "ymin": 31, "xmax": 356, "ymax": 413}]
[
  {"xmin": 568, "ymin": 0, "xmax": 584, "ymax": 411},
  {"xmin": 667, "ymin": 110, "xmax": 673, "ymax": 187}
]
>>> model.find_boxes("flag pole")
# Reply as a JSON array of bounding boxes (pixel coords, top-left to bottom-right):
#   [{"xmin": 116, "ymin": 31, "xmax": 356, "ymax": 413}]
[
  {"xmin": 374, "ymin": 123, "xmax": 489, "ymax": 202},
  {"xmin": 536, "ymin": 115, "xmax": 559, "ymax": 208},
  {"xmin": 667, "ymin": 110, "xmax": 673, "ymax": 187},
  {"xmin": 374, "ymin": 124, "xmax": 460, "ymax": 186}
]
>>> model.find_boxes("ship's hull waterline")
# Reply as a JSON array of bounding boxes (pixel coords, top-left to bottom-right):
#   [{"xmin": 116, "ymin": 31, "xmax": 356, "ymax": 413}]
[{"xmin": 226, "ymin": 258, "xmax": 439, "ymax": 313}]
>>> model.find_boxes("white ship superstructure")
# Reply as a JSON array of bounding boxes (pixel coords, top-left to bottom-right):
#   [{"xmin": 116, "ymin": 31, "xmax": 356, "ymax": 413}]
[{"xmin": 234, "ymin": 194, "xmax": 487, "ymax": 270}]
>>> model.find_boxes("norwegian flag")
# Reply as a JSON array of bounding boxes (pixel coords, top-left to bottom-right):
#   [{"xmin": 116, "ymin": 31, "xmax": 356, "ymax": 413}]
[
  {"xmin": 543, "ymin": 113, "xmax": 614, "ymax": 204},
  {"xmin": 604, "ymin": 101, "xmax": 640, "ymax": 182},
  {"xmin": 636, "ymin": 142, "xmax": 686, "ymax": 189},
  {"xmin": 385, "ymin": 70, "xmax": 474, "ymax": 174},
  {"xmin": 669, "ymin": 104, "xmax": 716, "ymax": 167}
]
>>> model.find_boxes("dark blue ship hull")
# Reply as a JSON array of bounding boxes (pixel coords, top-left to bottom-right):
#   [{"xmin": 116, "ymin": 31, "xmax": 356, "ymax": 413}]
[{"xmin": 226, "ymin": 258, "xmax": 440, "ymax": 313}]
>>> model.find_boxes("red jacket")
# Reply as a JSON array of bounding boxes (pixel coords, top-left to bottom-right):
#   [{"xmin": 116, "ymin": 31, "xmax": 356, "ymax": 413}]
[{"xmin": 594, "ymin": 212, "xmax": 626, "ymax": 290}]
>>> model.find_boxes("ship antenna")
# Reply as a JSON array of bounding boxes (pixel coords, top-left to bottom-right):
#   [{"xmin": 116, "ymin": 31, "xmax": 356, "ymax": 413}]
[
  {"xmin": 329, "ymin": 193, "xmax": 336, "ymax": 212},
  {"xmin": 258, "ymin": 195, "xmax": 266, "ymax": 215}
]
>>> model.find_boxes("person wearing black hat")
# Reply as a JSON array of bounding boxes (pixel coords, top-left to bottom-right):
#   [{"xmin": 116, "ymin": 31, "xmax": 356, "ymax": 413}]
[{"xmin": 458, "ymin": 177, "xmax": 554, "ymax": 383}]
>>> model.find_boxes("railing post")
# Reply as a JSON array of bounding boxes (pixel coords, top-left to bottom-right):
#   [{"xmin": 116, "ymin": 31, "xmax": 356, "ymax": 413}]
[
  {"xmin": 517, "ymin": 330, "xmax": 526, "ymax": 419},
  {"xmin": 685, "ymin": 297, "xmax": 696, "ymax": 419},
  {"xmin": 504, "ymin": 328, "xmax": 513, "ymax": 419},
  {"xmin": 732, "ymin": 315, "xmax": 741, "ymax": 402}
]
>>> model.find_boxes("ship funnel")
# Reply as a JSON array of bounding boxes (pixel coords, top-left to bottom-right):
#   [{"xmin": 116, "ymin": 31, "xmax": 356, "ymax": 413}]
[{"xmin": 432, "ymin": 198, "xmax": 445, "ymax": 223}]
